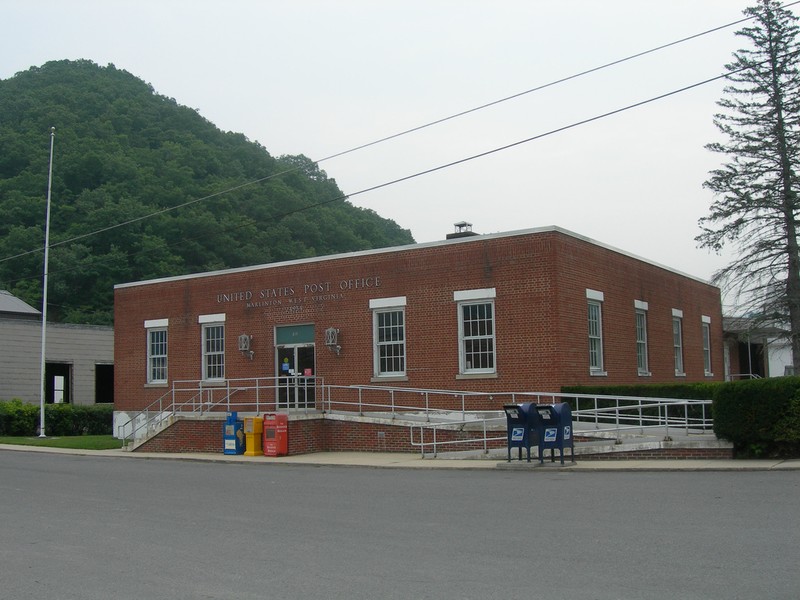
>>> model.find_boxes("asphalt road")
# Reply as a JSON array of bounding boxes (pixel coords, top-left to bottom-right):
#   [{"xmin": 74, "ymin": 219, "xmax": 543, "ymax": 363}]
[{"xmin": 1, "ymin": 451, "xmax": 798, "ymax": 600}]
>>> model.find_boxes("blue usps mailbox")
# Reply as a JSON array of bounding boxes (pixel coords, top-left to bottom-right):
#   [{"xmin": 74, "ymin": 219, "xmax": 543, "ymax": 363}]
[
  {"xmin": 503, "ymin": 403, "xmax": 535, "ymax": 462},
  {"xmin": 530, "ymin": 403, "xmax": 574, "ymax": 465},
  {"xmin": 223, "ymin": 411, "xmax": 245, "ymax": 455}
]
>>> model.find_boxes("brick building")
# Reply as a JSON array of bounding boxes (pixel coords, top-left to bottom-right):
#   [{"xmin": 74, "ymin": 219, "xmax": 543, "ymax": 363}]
[{"xmin": 114, "ymin": 226, "xmax": 723, "ymax": 435}]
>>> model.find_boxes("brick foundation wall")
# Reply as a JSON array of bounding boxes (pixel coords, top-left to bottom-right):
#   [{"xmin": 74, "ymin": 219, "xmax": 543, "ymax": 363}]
[
  {"xmin": 579, "ymin": 447, "xmax": 733, "ymax": 460},
  {"xmin": 288, "ymin": 419, "xmax": 325, "ymax": 455},
  {"xmin": 320, "ymin": 419, "xmax": 508, "ymax": 453},
  {"xmin": 134, "ymin": 417, "xmax": 508, "ymax": 454},
  {"xmin": 136, "ymin": 419, "xmax": 224, "ymax": 453},
  {"xmin": 133, "ymin": 416, "xmax": 731, "ymax": 459}
]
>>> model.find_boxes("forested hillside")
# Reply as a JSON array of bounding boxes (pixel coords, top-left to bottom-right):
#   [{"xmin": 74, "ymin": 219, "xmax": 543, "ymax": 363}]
[{"xmin": 0, "ymin": 60, "xmax": 413, "ymax": 325}]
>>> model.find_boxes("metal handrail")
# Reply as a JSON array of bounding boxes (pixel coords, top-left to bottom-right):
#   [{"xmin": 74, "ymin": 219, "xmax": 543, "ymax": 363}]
[
  {"xmin": 120, "ymin": 375, "xmax": 325, "ymax": 448},
  {"xmin": 727, "ymin": 373, "xmax": 763, "ymax": 380},
  {"xmin": 409, "ymin": 416, "xmax": 507, "ymax": 458},
  {"xmin": 118, "ymin": 378, "xmax": 713, "ymax": 455},
  {"xmin": 406, "ymin": 393, "xmax": 712, "ymax": 457}
]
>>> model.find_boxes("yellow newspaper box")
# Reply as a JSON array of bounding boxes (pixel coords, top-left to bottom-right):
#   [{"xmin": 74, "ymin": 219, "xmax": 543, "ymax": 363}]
[{"xmin": 243, "ymin": 416, "xmax": 263, "ymax": 456}]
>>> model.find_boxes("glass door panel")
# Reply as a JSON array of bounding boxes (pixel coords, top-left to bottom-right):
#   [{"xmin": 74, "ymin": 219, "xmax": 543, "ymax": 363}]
[{"xmin": 276, "ymin": 344, "xmax": 315, "ymax": 409}]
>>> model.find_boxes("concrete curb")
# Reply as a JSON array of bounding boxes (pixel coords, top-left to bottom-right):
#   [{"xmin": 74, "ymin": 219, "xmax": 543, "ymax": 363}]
[{"xmin": 2, "ymin": 444, "xmax": 800, "ymax": 472}]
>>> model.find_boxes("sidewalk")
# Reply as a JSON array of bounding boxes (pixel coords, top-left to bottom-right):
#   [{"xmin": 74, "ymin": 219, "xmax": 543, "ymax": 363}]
[{"xmin": 3, "ymin": 444, "xmax": 800, "ymax": 471}]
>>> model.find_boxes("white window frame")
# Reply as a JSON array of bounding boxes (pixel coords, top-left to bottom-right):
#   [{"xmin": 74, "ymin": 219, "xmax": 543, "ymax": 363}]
[
  {"xmin": 370, "ymin": 297, "xmax": 407, "ymax": 378},
  {"xmin": 673, "ymin": 309, "xmax": 685, "ymax": 376},
  {"xmin": 635, "ymin": 300, "xmax": 650, "ymax": 376},
  {"xmin": 199, "ymin": 313, "xmax": 226, "ymax": 382},
  {"xmin": 454, "ymin": 288, "xmax": 496, "ymax": 376},
  {"xmin": 145, "ymin": 318, "xmax": 169, "ymax": 384},
  {"xmin": 702, "ymin": 315, "xmax": 713, "ymax": 376},
  {"xmin": 587, "ymin": 289, "xmax": 606, "ymax": 375}
]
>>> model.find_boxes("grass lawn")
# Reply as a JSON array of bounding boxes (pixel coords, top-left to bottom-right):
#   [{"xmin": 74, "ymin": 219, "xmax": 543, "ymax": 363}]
[{"xmin": 0, "ymin": 435, "xmax": 123, "ymax": 450}]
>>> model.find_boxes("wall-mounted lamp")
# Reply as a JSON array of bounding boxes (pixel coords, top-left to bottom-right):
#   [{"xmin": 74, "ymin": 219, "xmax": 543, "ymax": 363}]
[
  {"xmin": 324, "ymin": 327, "xmax": 341, "ymax": 356},
  {"xmin": 238, "ymin": 334, "xmax": 254, "ymax": 360}
]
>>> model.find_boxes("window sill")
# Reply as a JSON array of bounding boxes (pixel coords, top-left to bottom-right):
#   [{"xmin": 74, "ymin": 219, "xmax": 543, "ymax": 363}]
[
  {"xmin": 674, "ymin": 372, "xmax": 686, "ymax": 378},
  {"xmin": 200, "ymin": 379, "xmax": 227, "ymax": 387},
  {"xmin": 705, "ymin": 372, "xmax": 714, "ymax": 377},
  {"xmin": 145, "ymin": 382, "xmax": 169, "ymax": 388},
  {"xmin": 590, "ymin": 371, "xmax": 608, "ymax": 377},
  {"xmin": 370, "ymin": 376, "xmax": 408, "ymax": 383},
  {"xmin": 456, "ymin": 372, "xmax": 498, "ymax": 380},
  {"xmin": 638, "ymin": 372, "xmax": 652, "ymax": 377}
]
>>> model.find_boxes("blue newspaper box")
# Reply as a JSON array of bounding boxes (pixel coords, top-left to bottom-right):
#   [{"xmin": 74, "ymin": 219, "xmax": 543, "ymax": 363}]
[
  {"xmin": 530, "ymin": 403, "xmax": 574, "ymax": 465},
  {"xmin": 223, "ymin": 412, "xmax": 245, "ymax": 455},
  {"xmin": 504, "ymin": 403, "xmax": 535, "ymax": 462}
]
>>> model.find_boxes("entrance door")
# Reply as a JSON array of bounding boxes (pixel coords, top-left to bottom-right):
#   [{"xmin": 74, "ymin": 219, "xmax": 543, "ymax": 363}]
[{"xmin": 276, "ymin": 344, "xmax": 316, "ymax": 409}]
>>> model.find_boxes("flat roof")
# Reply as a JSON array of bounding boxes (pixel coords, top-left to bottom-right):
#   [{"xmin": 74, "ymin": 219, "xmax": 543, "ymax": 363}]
[{"xmin": 115, "ymin": 225, "xmax": 714, "ymax": 290}]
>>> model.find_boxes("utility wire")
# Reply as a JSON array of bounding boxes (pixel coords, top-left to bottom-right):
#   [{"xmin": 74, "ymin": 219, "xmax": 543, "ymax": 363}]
[{"xmin": 0, "ymin": 5, "xmax": 763, "ymax": 266}]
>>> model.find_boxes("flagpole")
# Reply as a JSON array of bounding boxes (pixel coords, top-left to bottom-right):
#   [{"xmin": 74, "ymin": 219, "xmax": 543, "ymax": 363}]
[{"xmin": 39, "ymin": 126, "xmax": 55, "ymax": 438}]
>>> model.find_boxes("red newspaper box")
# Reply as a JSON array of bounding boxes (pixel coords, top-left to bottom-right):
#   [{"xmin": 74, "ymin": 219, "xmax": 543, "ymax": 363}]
[{"xmin": 263, "ymin": 413, "xmax": 288, "ymax": 456}]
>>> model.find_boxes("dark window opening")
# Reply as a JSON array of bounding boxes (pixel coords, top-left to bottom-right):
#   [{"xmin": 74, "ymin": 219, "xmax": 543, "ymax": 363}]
[
  {"xmin": 96, "ymin": 364, "xmax": 114, "ymax": 404},
  {"xmin": 738, "ymin": 341, "xmax": 765, "ymax": 379}
]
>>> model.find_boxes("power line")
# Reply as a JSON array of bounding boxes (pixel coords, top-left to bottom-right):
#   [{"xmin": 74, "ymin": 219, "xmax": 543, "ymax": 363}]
[{"xmin": 0, "ymin": 5, "xmax": 761, "ymax": 267}]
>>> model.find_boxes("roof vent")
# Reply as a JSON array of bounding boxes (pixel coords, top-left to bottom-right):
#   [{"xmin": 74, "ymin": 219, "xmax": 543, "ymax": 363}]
[{"xmin": 446, "ymin": 221, "xmax": 479, "ymax": 240}]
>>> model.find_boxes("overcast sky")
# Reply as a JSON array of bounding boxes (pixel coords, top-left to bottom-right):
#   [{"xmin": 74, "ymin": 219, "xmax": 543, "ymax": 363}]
[{"xmin": 2, "ymin": 1, "xmax": 780, "ymax": 291}]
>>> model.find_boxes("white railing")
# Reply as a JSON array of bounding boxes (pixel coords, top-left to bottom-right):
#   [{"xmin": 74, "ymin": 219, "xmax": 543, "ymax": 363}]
[
  {"xmin": 409, "ymin": 415, "xmax": 508, "ymax": 457},
  {"xmin": 727, "ymin": 373, "xmax": 763, "ymax": 381},
  {"xmin": 119, "ymin": 378, "xmax": 713, "ymax": 456},
  {"xmin": 119, "ymin": 376, "xmax": 324, "ymax": 449},
  {"xmin": 405, "ymin": 392, "xmax": 713, "ymax": 457},
  {"xmin": 568, "ymin": 393, "xmax": 712, "ymax": 437}
]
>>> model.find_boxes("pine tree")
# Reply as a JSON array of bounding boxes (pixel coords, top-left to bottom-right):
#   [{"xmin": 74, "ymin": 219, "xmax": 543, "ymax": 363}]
[{"xmin": 698, "ymin": 0, "xmax": 800, "ymax": 373}]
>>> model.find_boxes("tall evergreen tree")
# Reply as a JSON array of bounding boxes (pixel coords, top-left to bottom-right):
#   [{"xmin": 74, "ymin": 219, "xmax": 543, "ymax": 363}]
[{"xmin": 698, "ymin": 0, "xmax": 800, "ymax": 372}]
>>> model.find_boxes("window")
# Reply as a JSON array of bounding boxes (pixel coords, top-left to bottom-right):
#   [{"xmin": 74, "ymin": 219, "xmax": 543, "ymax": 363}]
[
  {"xmin": 587, "ymin": 289, "xmax": 605, "ymax": 374},
  {"xmin": 370, "ymin": 297, "xmax": 406, "ymax": 377},
  {"xmin": 672, "ymin": 309, "xmax": 684, "ymax": 375},
  {"xmin": 145, "ymin": 318, "xmax": 168, "ymax": 384},
  {"xmin": 148, "ymin": 329, "xmax": 168, "ymax": 383},
  {"xmin": 199, "ymin": 314, "xmax": 226, "ymax": 381},
  {"xmin": 455, "ymin": 288, "xmax": 496, "ymax": 375},
  {"xmin": 635, "ymin": 300, "xmax": 649, "ymax": 376},
  {"xmin": 702, "ymin": 316, "xmax": 713, "ymax": 376}
]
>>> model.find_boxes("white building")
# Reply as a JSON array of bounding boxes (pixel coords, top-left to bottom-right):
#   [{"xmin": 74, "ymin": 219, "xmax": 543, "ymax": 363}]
[{"xmin": 0, "ymin": 290, "xmax": 114, "ymax": 405}]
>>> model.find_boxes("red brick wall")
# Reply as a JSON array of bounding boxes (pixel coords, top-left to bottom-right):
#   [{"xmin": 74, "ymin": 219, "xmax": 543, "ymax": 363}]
[
  {"xmin": 551, "ymin": 234, "xmax": 724, "ymax": 387},
  {"xmin": 115, "ymin": 229, "xmax": 723, "ymax": 414},
  {"xmin": 134, "ymin": 416, "xmax": 732, "ymax": 459},
  {"xmin": 135, "ymin": 417, "xmax": 509, "ymax": 454},
  {"xmin": 579, "ymin": 447, "xmax": 733, "ymax": 460},
  {"xmin": 136, "ymin": 419, "xmax": 223, "ymax": 453}
]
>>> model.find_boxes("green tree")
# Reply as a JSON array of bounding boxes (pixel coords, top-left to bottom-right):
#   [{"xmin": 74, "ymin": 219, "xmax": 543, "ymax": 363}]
[{"xmin": 698, "ymin": 0, "xmax": 800, "ymax": 372}]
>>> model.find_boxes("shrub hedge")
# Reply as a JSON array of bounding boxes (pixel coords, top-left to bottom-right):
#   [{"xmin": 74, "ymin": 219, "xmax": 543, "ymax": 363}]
[
  {"xmin": 711, "ymin": 377, "xmax": 800, "ymax": 457},
  {"xmin": 0, "ymin": 400, "xmax": 114, "ymax": 436},
  {"xmin": 562, "ymin": 380, "xmax": 800, "ymax": 458}
]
